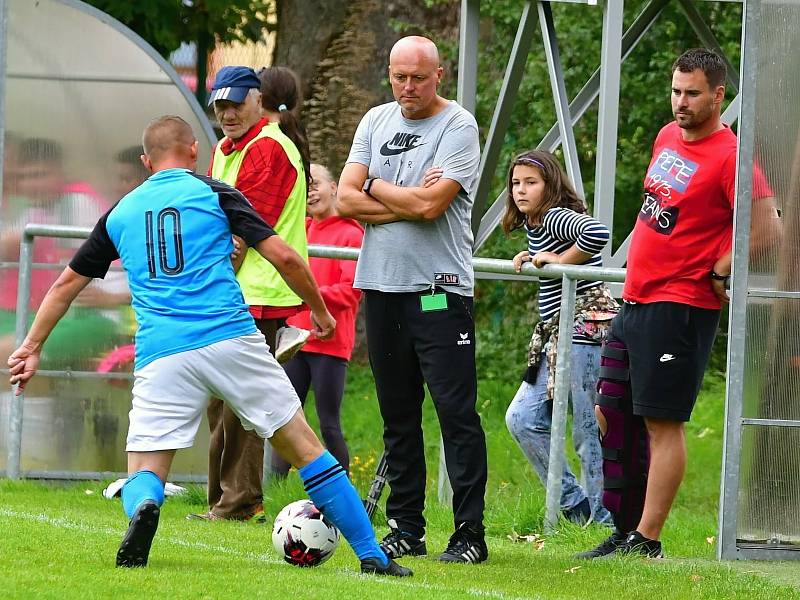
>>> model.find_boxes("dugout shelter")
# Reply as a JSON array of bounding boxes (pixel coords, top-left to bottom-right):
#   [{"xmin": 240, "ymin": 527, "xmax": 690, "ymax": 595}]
[{"xmin": 0, "ymin": 0, "xmax": 216, "ymax": 481}]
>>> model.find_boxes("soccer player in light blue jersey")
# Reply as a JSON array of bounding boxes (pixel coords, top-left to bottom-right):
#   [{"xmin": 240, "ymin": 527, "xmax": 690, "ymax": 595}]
[{"xmin": 7, "ymin": 116, "xmax": 411, "ymax": 577}]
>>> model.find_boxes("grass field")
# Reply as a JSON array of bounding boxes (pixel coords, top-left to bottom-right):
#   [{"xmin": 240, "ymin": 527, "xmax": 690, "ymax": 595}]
[{"xmin": 2, "ymin": 365, "xmax": 799, "ymax": 599}]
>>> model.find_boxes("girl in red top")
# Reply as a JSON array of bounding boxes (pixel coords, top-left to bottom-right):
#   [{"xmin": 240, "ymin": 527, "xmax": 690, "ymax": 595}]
[{"xmin": 281, "ymin": 164, "xmax": 364, "ymax": 473}]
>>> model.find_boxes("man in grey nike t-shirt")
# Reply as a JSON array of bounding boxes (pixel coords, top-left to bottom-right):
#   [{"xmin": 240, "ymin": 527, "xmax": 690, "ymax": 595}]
[{"xmin": 338, "ymin": 35, "xmax": 488, "ymax": 564}]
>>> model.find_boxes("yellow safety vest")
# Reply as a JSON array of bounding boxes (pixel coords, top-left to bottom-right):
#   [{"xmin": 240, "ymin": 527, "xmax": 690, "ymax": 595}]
[{"xmin": 211, "ymin": 122, "xmax": 308, "ymax": 307}]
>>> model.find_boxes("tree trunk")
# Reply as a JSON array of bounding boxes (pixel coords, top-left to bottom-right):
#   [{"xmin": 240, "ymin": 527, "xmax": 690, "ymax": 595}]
[{"xmin": 196, "ymin": 25, "xmax": 211, "ymax": 107}]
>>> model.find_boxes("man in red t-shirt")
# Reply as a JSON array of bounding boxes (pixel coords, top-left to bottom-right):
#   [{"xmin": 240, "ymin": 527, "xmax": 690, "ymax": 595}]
[{"xmin": 578, "ymin": 49, "xmax": 780, "ymax": 559}]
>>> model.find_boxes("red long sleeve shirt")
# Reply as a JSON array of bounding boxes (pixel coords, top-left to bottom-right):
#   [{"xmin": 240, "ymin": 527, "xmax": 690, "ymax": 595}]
[{"xmin": 288, "ymin": 216, "xmax": 364, "ymax": 360}]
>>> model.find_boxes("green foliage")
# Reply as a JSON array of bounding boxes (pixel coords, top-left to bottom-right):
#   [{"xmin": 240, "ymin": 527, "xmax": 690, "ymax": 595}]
[{"xmin": 85, "ymin": 0, "xmax": 272, "ymax": 55}]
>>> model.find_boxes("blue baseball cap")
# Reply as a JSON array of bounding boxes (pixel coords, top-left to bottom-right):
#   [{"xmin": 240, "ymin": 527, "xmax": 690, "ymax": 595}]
[{"xmin": 208, "ymin": 66, "xmax": 261, "ymax": 106}]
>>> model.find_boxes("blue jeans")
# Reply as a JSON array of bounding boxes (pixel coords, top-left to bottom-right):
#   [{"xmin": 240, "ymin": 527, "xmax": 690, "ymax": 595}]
[{"xmin": 505, "ymin": 343, "xmax": 611, "ymax": 523}]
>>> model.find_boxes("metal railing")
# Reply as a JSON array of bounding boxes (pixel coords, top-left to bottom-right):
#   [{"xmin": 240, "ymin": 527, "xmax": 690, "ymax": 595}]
[{"xmin": 5, "ymin": 223, "xmax": 626, "ymax": 530}]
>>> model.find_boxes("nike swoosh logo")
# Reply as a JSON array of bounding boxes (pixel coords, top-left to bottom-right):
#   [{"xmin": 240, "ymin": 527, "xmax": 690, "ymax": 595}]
[
  {"xmin": 379, "ymin": 141, "xmax": 426, "ymax": 156},
  {"xmin": 659, "ymin": 354, "xmax": 676, "ymax": 362}
]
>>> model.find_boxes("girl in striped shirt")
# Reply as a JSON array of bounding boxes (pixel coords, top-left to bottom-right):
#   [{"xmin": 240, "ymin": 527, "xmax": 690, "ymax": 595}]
[{"xmin": 502, "ymin": 150, "xmax": 618, "ymax": 526}]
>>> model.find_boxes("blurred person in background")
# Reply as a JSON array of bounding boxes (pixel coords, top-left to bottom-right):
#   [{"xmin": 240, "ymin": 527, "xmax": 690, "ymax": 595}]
[
  {"xmin": 2, "ymin": 132, "xmax": 23, "ymax": 207},
  {"xmin": 112, "ymin": 146, "xmax": 151, "ymax": 199},
  {"xmin": 0, "ymin": 138, "xmax": 116, "ymax": 369}
]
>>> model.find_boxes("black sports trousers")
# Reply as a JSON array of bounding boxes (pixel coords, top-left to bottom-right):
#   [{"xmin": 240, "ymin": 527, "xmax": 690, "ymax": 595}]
[
  {"xmin": 363, "ymin": 289, "xmax": 488, "ymax": 536},
  {"xmin": 610, "ymin": 301, "xmax": 720, "ymax": 422},
  {"xmin": 271, "ymin": 351, "xmax": 350, "ymax": 475}
]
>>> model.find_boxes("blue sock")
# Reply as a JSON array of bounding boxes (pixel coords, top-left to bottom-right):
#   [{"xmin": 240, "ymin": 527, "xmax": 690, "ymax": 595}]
[
  {"xmin": 299, "ymin": 451, "xmax": 387, "ymax": 565},
  {"xmin": 121, "ymin": 470, "xmax": 165, "ymax": 519}
]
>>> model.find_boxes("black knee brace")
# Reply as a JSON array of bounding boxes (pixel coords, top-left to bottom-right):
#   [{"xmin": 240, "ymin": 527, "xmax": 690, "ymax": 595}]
[{"xmin": 596, "ymin": 340, "xmax": 650, "ymax": 533}]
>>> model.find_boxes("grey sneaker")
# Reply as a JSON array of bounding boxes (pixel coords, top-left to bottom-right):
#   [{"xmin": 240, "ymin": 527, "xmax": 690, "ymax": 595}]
[
  {"xmin": 563, "ymin": 497, "xmax": 591, "ymax": 525},
  {"xmin": 275, "ymin": 326, "xmax": 310, "ymax": 363}
]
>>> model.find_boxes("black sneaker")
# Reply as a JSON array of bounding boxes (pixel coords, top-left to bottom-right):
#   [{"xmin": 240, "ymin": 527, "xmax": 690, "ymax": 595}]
[
  {"xmin": 438, "ymin": 523, "xmax": 488, "ymax": 564},
  {"xmin": 603, "ymin": 530, "xmax": 664, "ymax": 558},
  {"xmin": 380, "ymin": 519, "xmax": 427, "ymax": 558},
  {"xmin": 360, "ymin": 556, "xmax": 413, "ymax": 577},
  {"xmin": 573, "ymin": 530, "xmax": 627, "ymax": 559},
  {"xmin": 563, "ymin": 498, "xmax": 591, "ymax": 525},
  {"xmin": 116, "ymin": 500, "xmax": 160, "ymax": 567}
]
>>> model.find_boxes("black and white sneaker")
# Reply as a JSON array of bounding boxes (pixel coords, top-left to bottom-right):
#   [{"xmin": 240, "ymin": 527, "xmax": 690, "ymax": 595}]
[
  {"xmin": 360, "ymin": 556, "xmax": 414, "ymax": 577},
  {"xmin": 603, "ymin": 530, "xmax": 664, "ymax": 558},
  {"xmin": 573, "ymin": 530, "xmax": 627, "ymax": 559},
  {"xmin": 116, "ymin": 500, "xmax": 160, "ymax": 567},
  {"xmin": 380, "ymin": 519, "xmax": 427, "ymax": 558},
  {"xmin": 438, "ymin": 523, "xmax": 488, "ymax": 564}
]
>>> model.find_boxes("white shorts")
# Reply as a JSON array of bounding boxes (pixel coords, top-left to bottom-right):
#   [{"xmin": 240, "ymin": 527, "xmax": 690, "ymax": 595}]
[{"xmin": 126, "ymin": 333, "xmax": 301, "ymax": 452}]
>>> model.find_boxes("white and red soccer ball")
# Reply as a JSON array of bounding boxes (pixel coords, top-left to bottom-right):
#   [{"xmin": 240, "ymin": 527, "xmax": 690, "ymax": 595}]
[{"xmin": 272, "ymin": 500, "xmax": 339, "ymax": 567}]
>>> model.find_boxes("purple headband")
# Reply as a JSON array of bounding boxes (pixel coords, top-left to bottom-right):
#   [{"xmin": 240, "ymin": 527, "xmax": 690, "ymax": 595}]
[{"xmin": 516, "ymin": 157, "xmax": 545, "ymax": 169}]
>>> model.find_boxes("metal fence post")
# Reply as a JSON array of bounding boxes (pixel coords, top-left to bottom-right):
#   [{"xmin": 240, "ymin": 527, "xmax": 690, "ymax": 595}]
[
  {"xmin": 7, "ymin": 231, "xmax": 34, "ymax": 479},
  {"xmin": 437, "ymin": 436, "xmax": 453, "ymax": 505},
  {"xmin": 0, "ymin": 0, "xmax": 8, "ymax": 224},
  {"xmin": 718, "ymin": 0, "xmax": 761, "ymax": 561},
  {"xmin": 544, "ymin": 274, "xmax": 577, "ymax": 531}
]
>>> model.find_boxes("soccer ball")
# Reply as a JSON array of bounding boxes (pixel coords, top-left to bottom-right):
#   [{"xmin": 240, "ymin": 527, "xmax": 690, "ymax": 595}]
[{"xmin": 272, "ymin": 499, "xmax": 339, "ymax": 567}]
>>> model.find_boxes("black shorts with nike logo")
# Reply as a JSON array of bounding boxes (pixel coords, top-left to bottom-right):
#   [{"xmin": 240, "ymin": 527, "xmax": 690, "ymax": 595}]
[{"xmin": 608, "ymin": 301, "xmax": 720, "ymax": 422}]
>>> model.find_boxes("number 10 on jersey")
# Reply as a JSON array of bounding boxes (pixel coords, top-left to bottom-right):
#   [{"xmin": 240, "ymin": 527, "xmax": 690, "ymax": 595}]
[{"xmin": 146, "ymin": 208, "xmax": 185, "ymax": 279}]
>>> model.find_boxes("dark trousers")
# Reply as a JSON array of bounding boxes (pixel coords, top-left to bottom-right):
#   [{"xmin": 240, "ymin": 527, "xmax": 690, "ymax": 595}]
[
  {"xmin": 364, "ymin": 289, "xmax": 487, "ymax": 536},
  {"xmin": 206, "ymin": 318, "xmax": 280, "ymax": 518},
  {"xmin": 271, "ymin": 351, "xmax": 350, "ymax": 475}
]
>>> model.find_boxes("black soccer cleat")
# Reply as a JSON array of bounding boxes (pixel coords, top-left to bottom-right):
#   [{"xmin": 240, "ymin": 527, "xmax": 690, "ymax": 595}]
[
  {"xmin": 573, "ymin": 530, "xmax": 629, "ymax": 559},
  {"xmin": 360, "ymin": 556, "xmax": 413, "ymax": 577},
  {"xmin": 380, "ymin": 519, "xmax": 427, "ymax": 558},
  {"xmin": 438, "ymin": 523, "xmax": 488, "ymax": 564},
  {"xmin": 116, "ymin": 500, "xmax": 160, "ymax": 568},
  {"xmin": 601, "ymin": 530, "xmax": 664, "ymax": 559}
]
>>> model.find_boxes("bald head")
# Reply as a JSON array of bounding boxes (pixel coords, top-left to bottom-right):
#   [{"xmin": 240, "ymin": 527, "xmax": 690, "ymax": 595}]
[
  {"xmin": 388, "ymin": 36, "xmax": 446, "ymax": 119},
  {"xmin": 141, "ymin": 116, "xmax": 197, "ymax": 171},
  {"xmin": 389, "ymin": 36, "xmax": 440, "ymax": 68}
]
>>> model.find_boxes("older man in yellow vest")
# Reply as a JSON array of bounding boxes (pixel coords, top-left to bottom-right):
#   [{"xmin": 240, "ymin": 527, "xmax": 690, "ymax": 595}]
[{"xmin": 189, "ymin": 66, "xmax": 309, "ymax": 522}]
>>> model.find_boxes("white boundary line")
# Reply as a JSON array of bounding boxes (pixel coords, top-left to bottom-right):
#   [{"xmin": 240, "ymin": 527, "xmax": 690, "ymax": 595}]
[
  {"xmin": 1, "ymin": 508, "xmax": 542, "ymax": 599},
  {"xmin": 0, "ymin": 508, "xmax": 282, "ymax": 565}
]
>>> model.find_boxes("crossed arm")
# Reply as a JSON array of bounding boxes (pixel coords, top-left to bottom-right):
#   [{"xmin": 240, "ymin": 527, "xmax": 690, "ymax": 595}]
[{"xmin": 336, "ymin": 163, "xmax": 460, "ymax": 224}]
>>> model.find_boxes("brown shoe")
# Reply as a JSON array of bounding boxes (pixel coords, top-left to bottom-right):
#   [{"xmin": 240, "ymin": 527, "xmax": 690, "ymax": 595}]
[
  {"xmin": 187, "ymin": 505, "xmax": 267, "ymax": 523},
  {"xmin": 186, "ymin": 510, "xmax": 223, "ymax": 521},
  {"xmin": 243, "ymin": 504, "xmax": 267, "ymax": 524}
]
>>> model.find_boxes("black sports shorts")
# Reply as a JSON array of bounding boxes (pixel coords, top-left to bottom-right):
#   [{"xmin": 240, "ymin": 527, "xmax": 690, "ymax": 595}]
[{"xmin": 608, "ymin": 301, "xmax": 720, "ymax": 422}]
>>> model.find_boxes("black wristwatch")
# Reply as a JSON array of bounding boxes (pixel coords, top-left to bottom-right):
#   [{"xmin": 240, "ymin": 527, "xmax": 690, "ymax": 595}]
[
  {"xmin": 363, "ymin": 177, "xmax": 376, "ymax": 197},
  {"xmin": 710, "ymin": 270, "xmax": 730, "ymax": 281}
]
